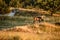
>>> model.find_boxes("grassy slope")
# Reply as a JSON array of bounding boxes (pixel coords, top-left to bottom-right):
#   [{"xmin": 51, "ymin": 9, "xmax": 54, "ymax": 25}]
[
  {"xmin": 0, "ymin": 31, "xmax": 49, "ymax": 40},
  {"xmin": 0, "ymin": 11, "xmax": 60, "ymax": 40},
  {"xmin": 0, "ymin": 22, "xmax": 60, "ymax": 40},
  {"xmin": 0, "ymin": 16, "xmax": 60, "ymax": 28}
]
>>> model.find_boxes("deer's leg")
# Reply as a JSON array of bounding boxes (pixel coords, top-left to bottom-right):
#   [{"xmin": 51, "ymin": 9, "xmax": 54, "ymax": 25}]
[
  {"xmin": 33, "ymin": 20, "xmax": 35, "ymax": 23},
  {"xmin": 41, "ymin": 19, "xmax": 44, "ymax": 21}
]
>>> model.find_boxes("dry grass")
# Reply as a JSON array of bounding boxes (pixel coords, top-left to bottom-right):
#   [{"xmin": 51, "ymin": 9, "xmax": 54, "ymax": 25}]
[
  {"xmin": 0, "ymin": 31, "xmax": 50, "ymax": 40},
  {"xmin": 0, "ymin": 22, "xmax": 60, "ymax": 40}
]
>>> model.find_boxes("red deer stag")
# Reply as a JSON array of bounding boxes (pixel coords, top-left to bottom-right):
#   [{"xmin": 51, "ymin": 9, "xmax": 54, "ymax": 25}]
[{"xmin": 33, "ymin": 16, "xmax": 44, "ymax": 23}]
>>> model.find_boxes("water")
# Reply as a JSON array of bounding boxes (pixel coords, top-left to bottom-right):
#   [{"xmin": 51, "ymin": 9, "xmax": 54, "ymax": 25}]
[
  {"xmin": 0, "ymin": 9, "xmax": 16, "ymax": 16},
  {"xmin": 5, "ymin": 12, "xmax": 15, "ymax": 16}
]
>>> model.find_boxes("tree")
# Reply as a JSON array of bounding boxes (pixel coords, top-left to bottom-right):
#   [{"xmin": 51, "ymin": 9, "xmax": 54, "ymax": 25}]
[
  {"xmin": 48, "ymin": 0, "xmax": 60, "ymax": 16},
  {"xmin": 0, "ymin": 0, "xmax": 60, "ymax": 15},
  {"xmin": 3, "ymin": 0, "xmax": 11, "ymax": 6},
  {"xmin": 0, "ymin": 0, "xmax": 10, "ymax": 14},
  {"xmin": 36, "ymin": 0, "xmax": 60, "ymax": 16}
]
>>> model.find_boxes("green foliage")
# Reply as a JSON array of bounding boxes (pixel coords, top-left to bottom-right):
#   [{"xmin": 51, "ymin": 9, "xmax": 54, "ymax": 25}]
[
  {"xmin": 0, "ymin": 0, "xmax": 60, "ymax": 15},
  {"xmin": 0, "ymin": 0, "xmax": 11, "ymax": 14},
  {"xmin": 3, "ymin": 0, "xmax": 11, "ymax": 6}
]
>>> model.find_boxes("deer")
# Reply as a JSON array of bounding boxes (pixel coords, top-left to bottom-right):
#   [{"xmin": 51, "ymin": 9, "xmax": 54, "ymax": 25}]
[{"xmin": 33, "ymin": 16, "xmax": 44, "ymax": 23}]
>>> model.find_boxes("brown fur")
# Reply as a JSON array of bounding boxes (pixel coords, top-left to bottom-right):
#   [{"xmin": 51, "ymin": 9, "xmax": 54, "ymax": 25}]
[{"xmin": 33, "ymin": 17, "xmax": 43, "ymax": 23}]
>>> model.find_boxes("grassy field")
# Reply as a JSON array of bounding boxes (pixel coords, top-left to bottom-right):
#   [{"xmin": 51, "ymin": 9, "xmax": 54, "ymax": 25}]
[
  {"xmin": 0, "ymin": 16, "xmax": 33, "ymax": 29},
  {"xmin": 0, "ymin": 31, "xmax": 50, "ymax": 40},
  {"xmin": 0, "ymin": 16, "xmax": 60, "ymax": 28},
  {"xmin": 0, "ymin": 22, "xmax": 60, "ymax": 40},
  {"xmin": 0, "ymin": 15, "xmax": 60, "ymax": 40}
]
